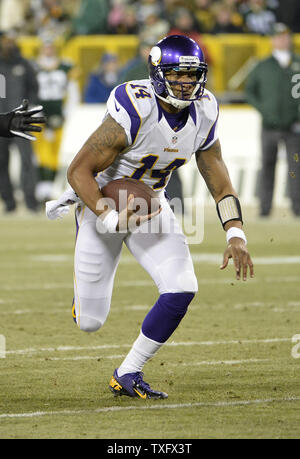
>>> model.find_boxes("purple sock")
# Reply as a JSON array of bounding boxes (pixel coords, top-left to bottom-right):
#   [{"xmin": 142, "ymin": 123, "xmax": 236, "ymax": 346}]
[{"xmin": 141, "ymin": 292, "xmax": 195, "ymax": 343}]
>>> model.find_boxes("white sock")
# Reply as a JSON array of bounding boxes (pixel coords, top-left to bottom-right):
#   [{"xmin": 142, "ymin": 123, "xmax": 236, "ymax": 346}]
[{"xmin": 117, "ymin": 331, "xmax": 163, "ymax": 376}]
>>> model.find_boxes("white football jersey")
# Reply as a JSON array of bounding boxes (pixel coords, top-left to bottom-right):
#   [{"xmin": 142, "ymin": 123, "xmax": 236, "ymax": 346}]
[{"xmin": 96, "ymin": 79, "xmax": 219, "ymax": 192}]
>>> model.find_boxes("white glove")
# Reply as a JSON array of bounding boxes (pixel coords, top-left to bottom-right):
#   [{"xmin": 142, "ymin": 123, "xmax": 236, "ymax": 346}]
[{"xmin": 46, "ymin": 188, "xmax": 80, "ymax": 220}]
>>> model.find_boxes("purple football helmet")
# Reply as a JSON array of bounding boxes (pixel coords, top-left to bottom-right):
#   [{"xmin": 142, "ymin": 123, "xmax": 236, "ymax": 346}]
[{"xmin": 148, "ymin": 35, "xmax": 208, "ymax": 109}]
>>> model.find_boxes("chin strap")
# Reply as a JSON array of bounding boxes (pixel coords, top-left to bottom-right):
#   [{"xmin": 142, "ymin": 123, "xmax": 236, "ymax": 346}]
[
  {"xmin": 167, "ymin": 96, "xmax": 192, "ymax": 110},
  {"xmin": 155, "ymin": 79, "xmax": 201, "ymax": 110},
  {"xmin": 155, "ymin": 92, "xmax": 192, "ymax": 110}
]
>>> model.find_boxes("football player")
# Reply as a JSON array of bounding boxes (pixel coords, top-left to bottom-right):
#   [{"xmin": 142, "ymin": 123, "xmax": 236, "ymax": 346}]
[
  {"xmin": 49, "ymin": 35, "xmax": 254, "ymax": 399},
  {"xmin": 0, "ymin": 99, "xmax": 45, "ymax": 140}
]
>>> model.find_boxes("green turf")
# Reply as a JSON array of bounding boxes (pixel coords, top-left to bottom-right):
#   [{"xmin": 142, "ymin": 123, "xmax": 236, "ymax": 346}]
[{"xmin": 0, "ymin": 207, "xmax": 300, "ymax": 439}]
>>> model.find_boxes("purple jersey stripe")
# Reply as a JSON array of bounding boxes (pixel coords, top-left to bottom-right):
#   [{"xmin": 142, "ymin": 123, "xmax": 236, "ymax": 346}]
[
  {"xmin": 155, "ymin": 97, "xmax": 163, "ymax": 122},
  {"xmin": 201, "ymin": 105, "xmax": 219, "ymax": 150},
  {"xmin": 115, "ymin": 83, "xmax": 141, "ymax": 144},
  {"xmin": 189, "ymin": 102, "xmax": 197, "ymax": 125},
  {"xmin": 75, "ymin": 211, "xmax": 79, "ymax": 242}
]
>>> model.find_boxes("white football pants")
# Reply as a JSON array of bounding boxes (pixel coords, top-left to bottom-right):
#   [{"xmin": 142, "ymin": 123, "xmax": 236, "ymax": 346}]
[{"xmin": 73, "ymin": 195, "xmax": 198, "ymax": 332}]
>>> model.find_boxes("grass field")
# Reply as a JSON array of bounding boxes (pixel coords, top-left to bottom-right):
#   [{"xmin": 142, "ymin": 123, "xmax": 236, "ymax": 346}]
[{"xmin": 0, "ymin": 206, "xmax": 300, "ymax": 439}]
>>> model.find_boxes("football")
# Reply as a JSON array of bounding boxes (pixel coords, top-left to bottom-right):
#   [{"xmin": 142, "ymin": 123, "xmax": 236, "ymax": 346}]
[{"xmin": 101, "ymin": 178, "xmax": 161, "ymax": 215}]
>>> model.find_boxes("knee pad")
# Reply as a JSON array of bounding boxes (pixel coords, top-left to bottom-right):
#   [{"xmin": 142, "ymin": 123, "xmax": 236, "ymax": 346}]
[
  {"xmin": 156, "ymin": 257, "xmax": 198, "ymax": 293},
  {"xmin": 73, "ymin": 296, "xmax": 110, "ymax": 333},
  {"xmin": 178, "ymin": 271, "xmax": 198, "ymax": 293},
  {"xmin": 77, "ymin": 315, "xmax": 102, "ymax": 333}
]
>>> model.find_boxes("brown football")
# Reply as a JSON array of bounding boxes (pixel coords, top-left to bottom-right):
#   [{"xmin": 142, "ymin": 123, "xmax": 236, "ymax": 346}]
[{"xmin": 101, "ymin": 178, "xmax": 161, "ymax": 215}]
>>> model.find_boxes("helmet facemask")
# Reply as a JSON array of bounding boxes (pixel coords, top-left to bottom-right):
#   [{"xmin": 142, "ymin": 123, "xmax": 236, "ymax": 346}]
[
  {"xmin": 163, "ymin": 65, "xmax": 207, "ymax": 109},
  {"xmin": 150, "ymin": 49, "xmax": 208, "ymax": 110}
]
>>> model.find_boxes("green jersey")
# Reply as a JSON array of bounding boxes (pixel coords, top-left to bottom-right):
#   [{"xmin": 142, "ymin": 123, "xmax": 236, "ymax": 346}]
[{"xmin": 36, "ymin": 61, "xmax": 73, "ymax": 126}]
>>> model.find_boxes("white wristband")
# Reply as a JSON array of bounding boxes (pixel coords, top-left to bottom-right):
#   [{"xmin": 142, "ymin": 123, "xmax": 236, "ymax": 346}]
[
  {"xmin": 226, "ymin": 227, "xmax": 247, "ymax": 245},
  {"xmin": 101, "ymin": 209, "xmax": 119, "ymax": 233}
]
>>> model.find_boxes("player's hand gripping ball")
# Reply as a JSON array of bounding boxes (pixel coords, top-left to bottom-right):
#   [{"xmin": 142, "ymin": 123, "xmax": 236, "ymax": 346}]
[{"xmin": 101, "ymin": 178, "xmax": 161, "ymax": 216}]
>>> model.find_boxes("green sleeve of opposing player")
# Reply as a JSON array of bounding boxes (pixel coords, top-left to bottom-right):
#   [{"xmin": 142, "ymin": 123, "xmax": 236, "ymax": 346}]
[{"xmin": 244, "ymin": 63, "xmax": 264, "ymax": 114}]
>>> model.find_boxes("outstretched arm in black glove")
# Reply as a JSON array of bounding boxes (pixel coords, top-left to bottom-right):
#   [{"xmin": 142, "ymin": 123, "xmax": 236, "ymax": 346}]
[{"xmin": 0, "ymin": 99, "xmax": 45, "ymax": 140}]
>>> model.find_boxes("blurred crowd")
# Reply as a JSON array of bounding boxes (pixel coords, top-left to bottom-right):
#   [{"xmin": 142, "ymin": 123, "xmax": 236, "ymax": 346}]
[
  {"xmin": 0, "ymin": 0, "xmax": 299, "ymax": 215},
  {"xmin": 0, "ymin": 0, "xmax": 299, "ymax": 41}
]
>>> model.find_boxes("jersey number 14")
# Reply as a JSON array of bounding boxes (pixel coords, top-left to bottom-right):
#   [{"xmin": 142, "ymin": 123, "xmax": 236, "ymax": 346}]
[{"xmin": 129, "ymin": 154, "xmax": 186, "ymax": 189}]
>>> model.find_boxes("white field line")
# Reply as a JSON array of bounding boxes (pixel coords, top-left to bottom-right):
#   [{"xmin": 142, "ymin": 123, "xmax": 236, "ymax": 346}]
[
  {"xmin": 27, "ymin": 253, "xmax": 300, "ymax": 265},
  {"xmin": 190, "ymin": 254, "xmax": 300, "ymax": 265},
  {"xmin": 263, "ymin": 276, "xmax": 300, "ymax": 283},
  {"xmin": 0, "ymin": 306, "xmax": 152, "ymax": 315},
  {"xmin": 6, "ymin": 343, "xmax": 130, "ymax": 356},
  {"xmin": 5, "ymin": 337, "xmax": 292, "ymax": 357},
  {"xmin": 1, "ymin": 275, "xmax": 300, "ymax": 292},
  {"xmin": 0, "ymin": 305, "xmax": 151, "ymax": 315},
  {"xmin": 166, "ymin": 338, "xmax": 291, "ymax": 346},
  {"xmin": 0, "ymin": 283, "xmax": 72, "ymax": 291},
  {"xmin": 117, "ymin": 279, "xmax": 253, "ymax": 286},
  {"xmin": 169, "ymin": 358, "xmax": 270, "ymax": 366},
  {"xmin": 1, "ymin": 309, "xmax": 42, "ymax": 315},
  {"xmin": 234, "ymin": 301, "xmax": 300, "ymax": 310},
  {"xmin": 249, "ymin": 256, "xmax": 300, "ymax": 265},
  {"xmin": 30, "ymin": 255, "xmax": 72, "ymax": 262},
  {"xmin": 1, "ymin": 301, "xmax": 300, "ymax": 316},
  {"xmin": 1, "ymin": 396, "xmax": 300, "ymax": 420},
  {"xmin": 41, "ymin": 354, "xmax": 126, "ymax": 361},
  {"xmin": 46, "ymin": 356, "xmax": 269, "ymax": 365},
  {"xmin": 2, "ymin": 279, "xmax": 229, "ymax": 290}
]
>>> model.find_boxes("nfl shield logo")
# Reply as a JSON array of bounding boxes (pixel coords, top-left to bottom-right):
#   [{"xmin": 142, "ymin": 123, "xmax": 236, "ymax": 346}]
[{"xmin": 172, "ymin": 136, "xmax": 178, "ymax": 144}]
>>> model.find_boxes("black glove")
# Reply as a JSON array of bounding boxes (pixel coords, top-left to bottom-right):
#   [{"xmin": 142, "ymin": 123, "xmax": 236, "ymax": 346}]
[{"xmin": 9, "ymin": 99, "xmax": 46, "ymax": 141}]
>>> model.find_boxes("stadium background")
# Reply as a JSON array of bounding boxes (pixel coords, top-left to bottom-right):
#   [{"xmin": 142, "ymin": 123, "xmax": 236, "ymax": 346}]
[
  {"xmin": 1, "ymin": 0, "xmax": 300, "ymax": 440},
  {"xmin": 3, "ymin": 0, "xmax": 300, "ymax": 212}
]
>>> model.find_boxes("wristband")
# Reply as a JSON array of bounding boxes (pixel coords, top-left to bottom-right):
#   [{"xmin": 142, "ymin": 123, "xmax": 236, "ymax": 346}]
[
  {"xmin": 101, "ymin": 209, "xmax": 119, "ymax": 233},
  {"xmin": 217, "ymin": 195, "xmax": 243, "ymax": 228},
  {"xmin": 226, "ymin": 227, "xmax": 247, "ymax": 245}
]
